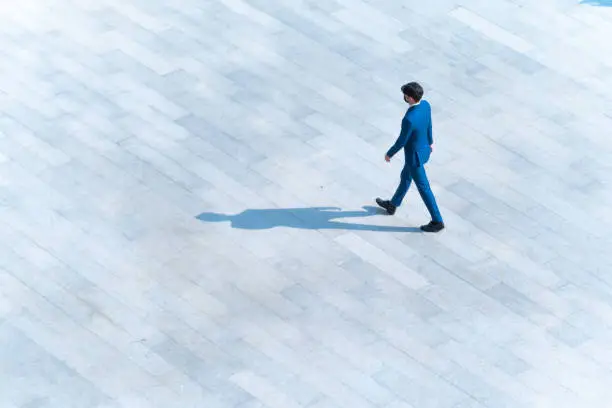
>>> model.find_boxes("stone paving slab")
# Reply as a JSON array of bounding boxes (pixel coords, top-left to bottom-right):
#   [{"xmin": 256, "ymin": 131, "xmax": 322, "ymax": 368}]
[{"xmin": 2, "ymin": 0, "xmax": 612, "ymax": 407}]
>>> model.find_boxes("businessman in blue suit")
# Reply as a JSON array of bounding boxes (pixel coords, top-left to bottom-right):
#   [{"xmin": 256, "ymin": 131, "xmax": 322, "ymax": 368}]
[{"xmin": 376, "ymin": 82, "xmax": 444, "ymax": 232}]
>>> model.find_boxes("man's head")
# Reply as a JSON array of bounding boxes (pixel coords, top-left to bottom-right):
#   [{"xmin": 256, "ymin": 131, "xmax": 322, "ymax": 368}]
[{"xmin": 401, "ymin": 82, "xmax": 424, "ymax": 105}]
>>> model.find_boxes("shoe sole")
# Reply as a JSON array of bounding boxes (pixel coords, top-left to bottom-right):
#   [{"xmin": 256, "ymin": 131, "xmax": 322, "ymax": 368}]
[{"xmin": 421, "ymin": 226, "xmax": 444, "ymax": 233}]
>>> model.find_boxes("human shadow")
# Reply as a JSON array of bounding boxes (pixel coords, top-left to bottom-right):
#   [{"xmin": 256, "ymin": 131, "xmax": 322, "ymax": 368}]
[
  {"xmin": 196, "ymin": 206, "xmax": 421, "ymax": 232},
  {"xmin": 580, "ymin": 0, "xmax": 612, "ymax": 5}
]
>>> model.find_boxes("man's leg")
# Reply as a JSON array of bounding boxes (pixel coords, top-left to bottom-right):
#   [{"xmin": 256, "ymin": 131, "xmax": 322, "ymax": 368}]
[
  {"xmin": 391, "ymin": 166, "xmax": 412, "ymax": 207},
  {"xmin": 376, "ymin": 166, "xmax": 411, "ymax": 215},
  {"xmin": 410, "ymin": 165, "xmax": 444, "ymax": 231}
]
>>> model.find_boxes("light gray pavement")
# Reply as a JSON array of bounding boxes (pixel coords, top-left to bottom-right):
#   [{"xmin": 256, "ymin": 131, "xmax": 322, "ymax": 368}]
[{"xmin": 2, "ymin": 0, "xmax": 612, "ymax": 407}]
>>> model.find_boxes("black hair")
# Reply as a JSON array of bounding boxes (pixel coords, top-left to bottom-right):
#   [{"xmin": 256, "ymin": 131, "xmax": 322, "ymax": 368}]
[{"xmin": 401, "ymin": 82, "xmax": 424, "ymax": 102}]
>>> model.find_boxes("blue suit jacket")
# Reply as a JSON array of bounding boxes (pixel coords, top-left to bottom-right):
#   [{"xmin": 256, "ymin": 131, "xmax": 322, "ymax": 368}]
[{"xmin": 386, "ymin": 100, "xmax": 433, "ymax": 167}]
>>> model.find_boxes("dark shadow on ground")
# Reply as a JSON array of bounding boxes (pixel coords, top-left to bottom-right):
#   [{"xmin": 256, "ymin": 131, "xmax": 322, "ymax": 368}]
[{"xmin": 196, "ymin": 206, "xmax": 421, "ymax": 232}]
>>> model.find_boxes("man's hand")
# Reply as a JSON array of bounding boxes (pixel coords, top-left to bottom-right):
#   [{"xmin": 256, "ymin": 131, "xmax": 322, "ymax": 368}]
[
  {"xmin": 430, "ymin": 144, "xmax": 434, "ymax": 152},
  {"xmin": 385, "ymin": 155, "xmax": 391, "ymax": 162}
]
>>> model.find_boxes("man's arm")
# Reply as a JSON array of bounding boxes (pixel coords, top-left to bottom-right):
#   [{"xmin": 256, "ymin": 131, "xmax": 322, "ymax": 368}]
[
  {"xmin": 386, "ymin": 118, "xmax": 412, "ymax": 159},
  {"xmin": 427, "ymin": 118, "xmax": 433, "ymax": 147}
]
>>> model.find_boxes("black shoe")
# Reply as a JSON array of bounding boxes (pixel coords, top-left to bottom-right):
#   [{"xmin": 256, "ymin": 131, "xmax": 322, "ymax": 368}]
[
  {"xmin": 375, "ymin": 198, "xmax": 396, "ymax": 215},
  {"xmin": 420, "ymin": 221, "xmax": 444, "ymax": 233}
]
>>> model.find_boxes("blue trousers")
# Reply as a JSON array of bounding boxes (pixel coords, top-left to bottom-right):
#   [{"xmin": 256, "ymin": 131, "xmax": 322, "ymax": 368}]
[{"xmin": 391, "ymin": 164, "xmax": 443, "ymax": 223}]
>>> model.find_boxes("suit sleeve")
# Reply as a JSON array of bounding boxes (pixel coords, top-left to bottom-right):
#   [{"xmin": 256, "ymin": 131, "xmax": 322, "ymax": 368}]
[
  {"xmin": 427, "ymin": 119, "xmax": 433, "ymax": 146},
  {"xmin": 386, "ymin": 118, "xmax": 412, "ymax": 158}
]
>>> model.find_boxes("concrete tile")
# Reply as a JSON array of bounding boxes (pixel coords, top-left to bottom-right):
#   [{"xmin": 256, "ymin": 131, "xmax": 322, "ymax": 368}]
[
  {"xmin": 3, "ymin": 0, "xmax": 612, "ymax": 406},
  {"xmin": 0, "ymin": 322, "xmax": 113, "ymax": 408}
]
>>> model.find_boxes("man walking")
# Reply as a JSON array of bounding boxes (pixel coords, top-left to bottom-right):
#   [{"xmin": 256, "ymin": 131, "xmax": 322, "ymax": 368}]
[{"xmin": 376, "ymin": 82, "xmax": 445, "ymax": 233}]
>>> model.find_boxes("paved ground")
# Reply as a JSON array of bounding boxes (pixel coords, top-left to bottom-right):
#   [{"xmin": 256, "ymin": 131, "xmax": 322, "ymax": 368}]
[{"xmin": 2, "ymin": 0, "xmax": 612, "ymax": 407}]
